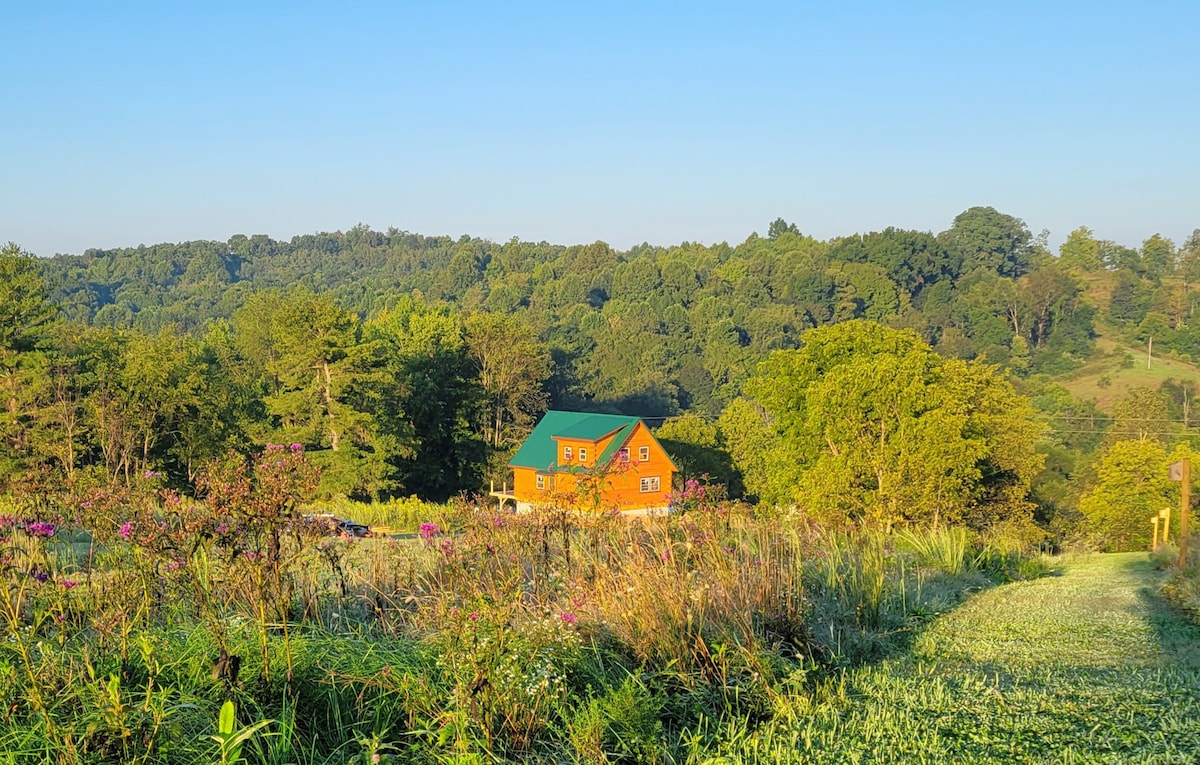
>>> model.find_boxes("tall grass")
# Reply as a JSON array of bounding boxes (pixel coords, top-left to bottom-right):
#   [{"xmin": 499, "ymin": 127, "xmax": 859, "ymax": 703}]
[
  {"xmin": 0, "ymin": 467, "xmax": 1038, "ymax": 763},
  {"xmin": 895, "ymin": 526, "xmax": 970, "ymax": 576}
]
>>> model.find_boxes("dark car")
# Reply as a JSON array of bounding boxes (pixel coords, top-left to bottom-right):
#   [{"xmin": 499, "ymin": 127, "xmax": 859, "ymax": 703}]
[{"xmin": 303, "ymin": 514, "xmax": 372, "ymax": 538}]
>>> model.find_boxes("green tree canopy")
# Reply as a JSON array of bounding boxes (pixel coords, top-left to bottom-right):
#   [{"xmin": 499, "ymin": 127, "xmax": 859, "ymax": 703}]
[
  {"xmin": 744, "ymin": 320, "xmax": 1043, "ymax": 528},
  {"xmin": 1079, "ymin": 439, "xmax": 1171, "ymax": 551}
]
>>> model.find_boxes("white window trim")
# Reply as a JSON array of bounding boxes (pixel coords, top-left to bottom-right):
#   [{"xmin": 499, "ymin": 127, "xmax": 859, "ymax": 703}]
[
  {"xmin": 638, "ymin": 445, "xmax": 650, "ymax": 461},
  {"xmin": 639, "ymin": 476, "xmax": 660, "ymax": 493},
  {"xmin": 618, "ymin": 447, "xmax": 630, "ymax": 462},
  {"xmin": 579, "ymin": 447, "xmax": 588, "ymax": 461},
  {"xmin": 563, "ymin": 446, "xmax": 573, "ymax": 461},
  {"xmin": 536, "ymin": 474, "xmax": 545, "ymax": 490}
]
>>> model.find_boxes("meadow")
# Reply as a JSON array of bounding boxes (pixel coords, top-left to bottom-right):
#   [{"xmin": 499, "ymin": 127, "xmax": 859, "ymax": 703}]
[{"xmin": 0, "ymin": 448, "xmax": 1055, "ymax": 764}]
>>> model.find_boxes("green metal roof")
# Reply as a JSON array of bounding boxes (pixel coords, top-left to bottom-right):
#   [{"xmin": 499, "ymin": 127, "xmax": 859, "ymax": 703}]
[{"xmin": 509, "ymin": 411, "xmax": 640, "ymax": 471}]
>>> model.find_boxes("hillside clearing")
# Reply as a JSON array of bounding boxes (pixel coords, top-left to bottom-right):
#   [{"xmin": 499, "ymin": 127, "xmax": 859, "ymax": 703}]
[{"xmin": 1059, "ymin": 339, "xmax": 1199, "ymax": 412}]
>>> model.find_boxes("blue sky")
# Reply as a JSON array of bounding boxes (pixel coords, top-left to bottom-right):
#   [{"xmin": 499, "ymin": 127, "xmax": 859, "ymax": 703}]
[{"xmin": 4, "ymin": 1, "xmax": 1198, "ymax": 256}]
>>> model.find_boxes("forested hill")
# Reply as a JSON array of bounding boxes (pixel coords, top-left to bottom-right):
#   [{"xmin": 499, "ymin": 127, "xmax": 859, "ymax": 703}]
[
  {"xmin": 37, "ymin": 207, "xmax": 1198, "ymax": 419},
  {"xmin": 4, "ymin": 205, "xmax": 1199, "ymax": 540}
]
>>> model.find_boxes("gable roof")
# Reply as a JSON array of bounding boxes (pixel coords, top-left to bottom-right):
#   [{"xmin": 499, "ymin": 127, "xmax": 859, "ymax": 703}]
[{"xmin": 510, "ymin": 411, "xmax": 643, "ymax": 470}]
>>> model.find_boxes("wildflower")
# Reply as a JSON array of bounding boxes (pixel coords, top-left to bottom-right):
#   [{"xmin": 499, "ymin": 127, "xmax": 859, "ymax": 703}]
[
  {"xmin": 419, "ymin": 522, "xmax": 440, "ymax": 542},
  {"xmin": 26, "ymin": 521, "xmax": 55, "ymax": 538},
  {"xmin": 469, "ymin": 611, "xmax": 480, "ymax": 622},
  {"xmin": 289, "ymin": 443, "xmax": 303, "ymax": 452},
  {"xmin": 118, "ymin": 521, "xmax": 133, "ymax": 540},
  {"xmin": 558, "ymin": 611, "xmax": 577, "ymax": 625},
  {"xmin": 80, "ymin": 500, "xmax": 93, "ymax": 509},
  {"xmin": 60, "ymin": 579, "xmax": 78, "ymax": 589},
  {"xmin": 660, "ymin": 547, "xmax": 671, "ymax": 562},
  {"xmin": 30, "ymin": 568, "xmax": 49, "ymax": 583},
  {"xmin": 143, "ymin": 469, "xmax": 161, "ymax": 479}
]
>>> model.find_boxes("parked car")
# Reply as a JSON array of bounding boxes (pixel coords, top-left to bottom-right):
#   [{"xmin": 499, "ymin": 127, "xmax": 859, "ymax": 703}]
[{"xmin": 303, "ymin": 514, "xmax": 371, "ymax": 538}]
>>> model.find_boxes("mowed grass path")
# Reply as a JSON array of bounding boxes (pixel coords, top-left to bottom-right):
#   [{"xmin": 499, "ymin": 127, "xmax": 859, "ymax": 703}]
[{"xmin": 762, "ymin": 554, "xmax": 1200, "ymax": 764}]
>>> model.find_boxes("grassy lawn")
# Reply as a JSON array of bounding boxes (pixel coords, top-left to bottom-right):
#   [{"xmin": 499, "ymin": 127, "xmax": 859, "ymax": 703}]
[{"xmin": 701, "ymin": 553, "xmax": 1200, "ymax": 764}]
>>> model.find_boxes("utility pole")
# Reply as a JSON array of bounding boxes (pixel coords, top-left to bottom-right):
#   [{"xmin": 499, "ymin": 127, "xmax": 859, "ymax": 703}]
[{"xmin": 1171, "ymin": 458, "xmax": 1191, "ymax": 568}]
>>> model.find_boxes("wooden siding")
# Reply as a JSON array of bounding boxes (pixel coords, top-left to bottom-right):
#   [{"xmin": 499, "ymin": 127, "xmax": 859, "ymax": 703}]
[{"xmin": 510, "ymin": 422, "xmax": 675, "ymax": 512}]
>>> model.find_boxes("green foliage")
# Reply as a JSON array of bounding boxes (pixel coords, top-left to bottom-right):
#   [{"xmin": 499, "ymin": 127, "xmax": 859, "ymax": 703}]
[
  {"xmin": 210, "ymin": 701, "xmax": 274, "ymax": 765},
  {"xmin": 655, "ymin": 412, "xmax": 741, "ymax": 495},
  {"xmin": 1078, "ymin": 439, "xmax": 1171, "ymax": 551},
  {"xmin": 568, "ymin": 675, "xmax": 665, "ymax": 764},
  {"xmin": 745, "ymin": 320, "xmax": 1043, "ymax": 528}
]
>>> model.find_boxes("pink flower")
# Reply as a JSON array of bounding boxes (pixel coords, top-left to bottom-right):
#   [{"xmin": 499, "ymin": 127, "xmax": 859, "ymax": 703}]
[
  {"xmin": 289, "ymin": 443, "xmax": 303, "ymax": 452},
  {"xmin": 558, "ymin": 611, "xmax": 577, "ymax": 625},
  {"xmin": 118, "ymin": 521, "xmax": 133, "ymax": 540},
  {"xmin": 60, "ymin": 579, "xmax": 77, "ymax": 589},
  {"xmin": 419, "ymin": 522, "xmax": 440, "ymax": 542},
  {"xmin": 26, "ymin": 521, "xmax": 56, "ymax": 538},
  {"xmin": 469, "ymin": 611, "xmax": 480, "ymax": 622}
]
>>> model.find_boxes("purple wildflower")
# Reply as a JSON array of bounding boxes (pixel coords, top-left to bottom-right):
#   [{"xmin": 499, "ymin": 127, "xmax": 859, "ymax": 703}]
[
  {"xmin": 289, "ymin": 443, "xmax": 303, "ymax": 453},
  {"xmin": 419, "ymin": 522, "xmax": 440, "ymax": 542},
  {"xmin": 559, "ymin": 611, "xmax": 577, "ymax": 625},
  {"xmin": 26, "ymin": 521, "xmax": 56, "ymax": 538},
  {"xmin": 60, "ymin": 579, "xmax": 77, "ymax": 589},
  {"xmin": 30, "ymin": 568, "xmax": 49, "ymax": 583},
  {"xmin": 118, "ymin": 521, "xmax": 133, "ymax": 540}
]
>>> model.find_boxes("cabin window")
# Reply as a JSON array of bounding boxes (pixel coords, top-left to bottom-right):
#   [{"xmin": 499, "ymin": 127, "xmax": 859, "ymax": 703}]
[
  {"xmin": 563, "ymin": 446, "xmax": 573, "ymax": 461},
  {"xmin": 536, "ymin": 474, "xmax": 545, "ymax": 490},
  {"xmin": 618, "ymin": 447, "xmax": 630, "ymax": 462},
  {"xmin": 640, "ymin": 476, "xmax": 660, "ymax": 493},
  {"xmin": 579, "ymin": 447, "xmax": 588, "ymax": 461},
  {"xmin": 638, "ymin": 445, "xmax": 650, "ymax": 461}
]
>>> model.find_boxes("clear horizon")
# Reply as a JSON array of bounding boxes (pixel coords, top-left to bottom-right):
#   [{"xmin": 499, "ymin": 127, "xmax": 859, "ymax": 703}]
[{"xmin": 5, "ymin": 1, "xmax": 1198, "ymax": 258}]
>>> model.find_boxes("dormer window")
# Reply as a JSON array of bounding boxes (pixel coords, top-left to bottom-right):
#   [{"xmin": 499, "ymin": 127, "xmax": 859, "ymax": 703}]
[
  {"xmin": 579, "ymin": 447, "xmax": 588, "ymax": 462},
  {"xmin": 563, "ymin": 446, "xmax": 573, "ymax": 461}
]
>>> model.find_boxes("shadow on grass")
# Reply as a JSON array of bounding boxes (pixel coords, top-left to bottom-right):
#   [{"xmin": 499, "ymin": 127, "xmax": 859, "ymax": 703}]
[{"xmin": 1135, "ymin": 561, "xmax": 1200, "ymax": 672}]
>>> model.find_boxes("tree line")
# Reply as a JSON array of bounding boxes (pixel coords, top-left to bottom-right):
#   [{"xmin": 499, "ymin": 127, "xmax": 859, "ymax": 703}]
[{"xmin": 6, "ymin": 206, "xmax": 1200, "ymax": 545}]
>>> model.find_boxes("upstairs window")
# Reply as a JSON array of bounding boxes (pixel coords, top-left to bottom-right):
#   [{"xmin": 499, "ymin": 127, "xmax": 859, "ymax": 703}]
[
  {"xmin": 618, "ymin": 447, "xmax": 630, "ymax": 463},
  {"xmin": 579, "ymin": 447, "xmax": 588, "ymax": 461},
  {"xmin": 639, "ymin": 476, "xmax": 661, "ymax": 493},
  {"xmin": 638, "ymin": 445, "xmax": 650, "ymax": 462},
  {"xmin": 563, "ymin": 446, "xmax": 573, "ymax": 461},
  {"xmin": 536, "ymin": 474, "xmax": 545, "ymax": 490}
]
